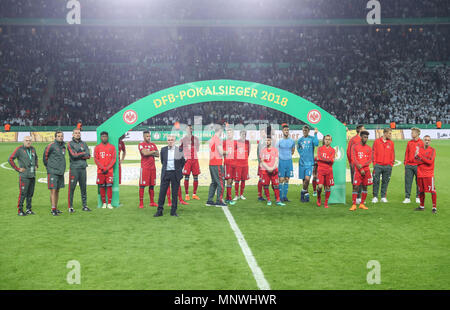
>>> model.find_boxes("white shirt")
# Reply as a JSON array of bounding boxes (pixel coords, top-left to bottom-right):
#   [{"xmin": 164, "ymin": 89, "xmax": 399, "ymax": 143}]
[{"xmin": 166, "ymin": 146, "xmax": 175, "ymax": 171}]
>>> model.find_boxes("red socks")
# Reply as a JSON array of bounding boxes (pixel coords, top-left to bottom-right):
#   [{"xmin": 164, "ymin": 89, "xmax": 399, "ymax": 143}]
[
  {"xmin": 235, "ymin": 182, "xmax": 239, "ymax": 197},
  {"xmin": 184, "ymin": 179, "xmax": 189, "ymax": 195},
  {"xmin": 193, "ymin": 178, "xmax": 198, "ymax": 194},
  {"xmin": 240, "ymin": 181, "xmax": 245, "ymax": 196},
  {"xmin": 226, "ymin": 185, "xmax": 232, "ymax": 201},
  {"xmin": 274, "ymin": 187, "xmax": 281, "ymax": 201},
  {"xmin": 149, "ymin": 187, "xmax": 154, "ymax": 203},
  {"xmin": 352, "ymin": 192, "xmax": 357, "ymax": 204},
  {"xmin": 107, "ymin": 187, "xmax": 112, "ymax": 204},
  {"xmin": 419, "ymin": 192, "xmax": 425, "ymax": 207},
  {"xmin": 100, "ymin": 186, "xmax": 106, "ymax": 203},
  {"xmin": 325, "ymin": 190, "xmax": 331, "ymax": 205},
  {"xmin": 178, "ymin": 187, "xmax": 183, "ymax": 201},
  {"xmin": 313, "ymin": 179, "xmax": 317, "ymax": 192},
  {"xmin": 432, "ymin": 192, "xmax": 436, "ymax": 209},
  {"xmin": 258, "ymin": 180, "xmax": 263, "ymax": 197},
  {"xmin": 139, "ymin": 187, "xmax": 144, "ymax": 203},
  {"xmin": 361, "ymin": 191, "xmax": 367, "ymax": 204},
  {"xmin": 264, "ymin": 186, "xmax": 271, "ymax": 201}
]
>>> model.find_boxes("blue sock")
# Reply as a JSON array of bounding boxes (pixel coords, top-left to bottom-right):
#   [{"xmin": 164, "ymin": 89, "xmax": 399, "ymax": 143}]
[
  {"xmin": 284, "ymin": 183, "xmax": 289, "ymax": 199},
  {"xmin": 280, "ymin": 183, "xmax": 285, "ymax": 199}
]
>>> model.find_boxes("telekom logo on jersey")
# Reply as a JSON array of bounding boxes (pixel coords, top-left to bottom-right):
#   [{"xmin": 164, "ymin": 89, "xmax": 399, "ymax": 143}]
[{"xmin": 100, "ymin": 151, "xmax": 112, "ymax": 159}]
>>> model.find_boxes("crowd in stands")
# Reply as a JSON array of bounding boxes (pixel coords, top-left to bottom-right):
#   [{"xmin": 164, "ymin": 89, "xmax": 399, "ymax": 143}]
[{"xmin": 0, "ymin": 22, "xmax": 449, "ymax": 127}]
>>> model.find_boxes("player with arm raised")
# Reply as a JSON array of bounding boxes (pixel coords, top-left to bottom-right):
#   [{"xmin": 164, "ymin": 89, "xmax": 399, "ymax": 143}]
[
  {"xmin": 297, "ymin": 125, "xmax": 319, "ymax": 202},
  {"xmin": 316, "ymin": 135, "xmax": 335, "ymax": 208},
  {"xmin": 138, "ymin": 131, "xmax": 159, "ymax": 208},
  {"xmin": 350, "ymin": 130, "xmax": 372, "ymax": 211},
  {"xmin": 414, "ymin": 135, "xmax": 437, "ymax": 214},
  {"xmin": 277, "ymin": 124, "xmax": 295, "ymax": 202}
]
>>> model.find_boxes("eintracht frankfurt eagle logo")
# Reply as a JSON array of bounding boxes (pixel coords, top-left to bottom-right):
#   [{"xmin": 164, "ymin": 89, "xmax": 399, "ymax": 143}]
[
  {"xmin": 307, "ymin": 109, "xmax": 321, "ymax": 124},
  {"xmin": 123, "ymin": 110, "xmax": 138, "ymax": 125}
]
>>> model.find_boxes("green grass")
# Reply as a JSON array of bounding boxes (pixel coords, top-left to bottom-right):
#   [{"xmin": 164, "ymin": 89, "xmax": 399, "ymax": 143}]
[{"xmin": 0, "ymin": 141, "xmax": 449, "ymax": 290}]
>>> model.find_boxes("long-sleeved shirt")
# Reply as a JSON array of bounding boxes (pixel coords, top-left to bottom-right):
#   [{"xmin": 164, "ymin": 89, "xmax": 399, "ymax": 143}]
[
  {"xmin": 68, "ymin": 138, "xmax": 90, "ymax": 169},
  {"xmin": 415, "ymin": 146, "xmax": 436, "ymax": 178},
  {"xmin": 297, "ymin": 133, "xmax": 319, "ymax": 166},
  {"xmin": 404, "ymin": 138, "xmax": 424, "ymax": 166},
  {"xmin": 9, "ymin": 145, "xmax": 38, "ymax": 178},
  {"xmin": 372, "ymin": 137, "xmax": 395, "ymax": 166},
  {"xmin": 94, "ymin": 142, "xmax": 116, "ymax": 173},
  {"xmin": 352, "ymin": 143, "xmax": 372, "ymax": 169},
  {"xmin": 43, "ymin": 140, "xmax": 66, "ymax": 175}
]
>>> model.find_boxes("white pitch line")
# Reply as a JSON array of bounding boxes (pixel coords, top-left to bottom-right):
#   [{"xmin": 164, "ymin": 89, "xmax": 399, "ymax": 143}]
[
  {"xmin": 1, "ymin": 162, "xmax": 46, "ymax": 173},
  {"xmin": 221, "ymin": 205, "xmax": 271, "ymax": 290}
]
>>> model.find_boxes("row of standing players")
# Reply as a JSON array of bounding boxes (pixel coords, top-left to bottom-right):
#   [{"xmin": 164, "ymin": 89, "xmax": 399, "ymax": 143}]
[{"xmin": 8, "ymin": 125, "xmax": 437, "ymax": 216}]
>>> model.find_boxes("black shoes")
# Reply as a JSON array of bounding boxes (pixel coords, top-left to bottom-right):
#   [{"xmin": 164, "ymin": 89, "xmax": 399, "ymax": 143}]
[
  {"xmin": 82, "ymin": 206, "xmax": 91, "ymax": 212},
  {"xmin": 215, "ymin": 201, "xmax": 227, "ymax": 207},
  {"xmin": 154, "ymin": 211, "xmax": 163, "ymax": 217},
  {"xmin": 171, "ymin": 213, "xmax": 179, "ymax": 217},
  {"xmin": 55, "ymin": 209, "xmax": 62, "ymax": 214},
  {"xmin": 205, "ymin": 201, "xmax": 216, "ymax": 207},
  {"xmin": 26, "ymin": 209, "xmax": 35, "ymax": 215},
  {"xmin": 51, "ymin": 209, "xmax": 59, "ymax": 216},
  {"xmin": 414, "ymin": 207, "xmax": 425, "ymax": 211}
]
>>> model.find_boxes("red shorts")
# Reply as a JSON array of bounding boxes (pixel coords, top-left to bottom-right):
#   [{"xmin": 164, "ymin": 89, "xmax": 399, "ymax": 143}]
[
  {"xmin": 353, "ymin": 166, "xmax": 373, "ymax": 186},
  {"xmin": 224, "ymin": 162, "xmax": 235, "ymax": 180},
  {"xmin": 261, "ymin": 170, "xmax": 280, "ymax": 186},
  {"xmin": 234, "ymin": 165, "xmax": 249, "ymax": 181},
  {"xmin": 183, "ymin": 159, "xmax": 200, "ymax": 176},
  {"xmin": 97, "ymin": 170, "xmax": 113, "ymax": 185},
  {"xmin": 418, "ymin": 177, "xmax": 436, "ymax": 193},
  {"xmin": 317, "ymin": 169, "xmax": 334, "ymax": 187},
  {"xmin": 139, "ymin": 168, "xmax": 156, "ymax": 187}
]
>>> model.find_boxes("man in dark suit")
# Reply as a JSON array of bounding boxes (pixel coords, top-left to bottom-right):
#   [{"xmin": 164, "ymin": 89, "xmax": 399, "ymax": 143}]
[{"xmin": 154, "ymin": 135, "xmax": 185, "ymax": 217}]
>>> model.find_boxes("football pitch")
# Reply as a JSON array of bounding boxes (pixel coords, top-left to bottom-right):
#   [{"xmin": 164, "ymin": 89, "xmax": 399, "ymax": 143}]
[{"xmin": 0, "ymin": 140, "xmax": 449, "ymax": 290}]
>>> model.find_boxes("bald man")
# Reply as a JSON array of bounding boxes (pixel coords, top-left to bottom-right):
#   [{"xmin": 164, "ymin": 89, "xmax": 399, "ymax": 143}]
[{"xmin": 9, "ymin": 136, "xmax": 39, "ymax": 216}]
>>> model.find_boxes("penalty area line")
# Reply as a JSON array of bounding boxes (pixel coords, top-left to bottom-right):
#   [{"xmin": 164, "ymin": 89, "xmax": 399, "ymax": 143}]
[{"xmin": 221, "ymin": 205, "xmax": 271, "ymax": 290}]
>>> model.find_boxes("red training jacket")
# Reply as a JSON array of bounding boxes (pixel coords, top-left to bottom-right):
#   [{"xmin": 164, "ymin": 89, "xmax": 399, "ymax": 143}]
[
  {"xmin": 94, "ymin": 143, "xmax": 116, "ymax": 174},
  {"xmin": 372, "ymin": 137, "xmax": 395, "ymax": 166}
]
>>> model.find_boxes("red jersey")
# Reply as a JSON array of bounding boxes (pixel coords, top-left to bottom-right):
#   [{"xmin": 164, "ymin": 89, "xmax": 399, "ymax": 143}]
[
  {"xmin": 235, "ymin": 140, "xmax": 250, "ymax": 167},
  {"xmin": 415, "ymin": 146, "xmax": 435, "ymax": 178},
  {"xmin": 209, "ymin": 135, "xmax": 223, "ymax": 166},
  {"xmin": 260, "ymin": 147, "xmax": 278, "ymax": 171},
  {"xmin": 347, "ymin": 134, "xmax": 361, "ymax": 164},
  {"xmin": 180, "ymin": 134, "xmax": 199, "ymax": 160},
  {"xmin": 223, "ymin": 139, "xmax": 236, "ymax": 165},
  {"xmin": 94, "ymin": 143, "xmax": 116, "ymax": 173},
  {"xmin": 139, "ymin": 141, "xmax": 158, "ymax": 170},
  {"xmin": 317, "ymin": 145, "xmax": 335, "ymax": 172},
  {"xmin": 404, "ymin": 138, "xmax": 424, "ymax": 166},
  {"xmin": 119, "ymin": 140, "xmax": 125, "ymax": 156},
  {"xmin": 372, "ymin": 137, "xmax": 395, "ymax": 166},
  {"xmin": 351, "ymin": 143, "xmax": 372, "ymax": 168}
]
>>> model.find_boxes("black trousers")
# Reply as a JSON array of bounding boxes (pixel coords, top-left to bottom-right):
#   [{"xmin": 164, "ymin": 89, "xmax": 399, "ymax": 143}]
[
  {"xmin": 18, "ymin": 176, "xmax": 35, "ymax": 212},
  {"xmin": 157, "ymin": 170, "xmax": 180, "ymax": 215},
  {"xmin": 68, "ymin": 168, "xmax": 87, "ymax": 208}
]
